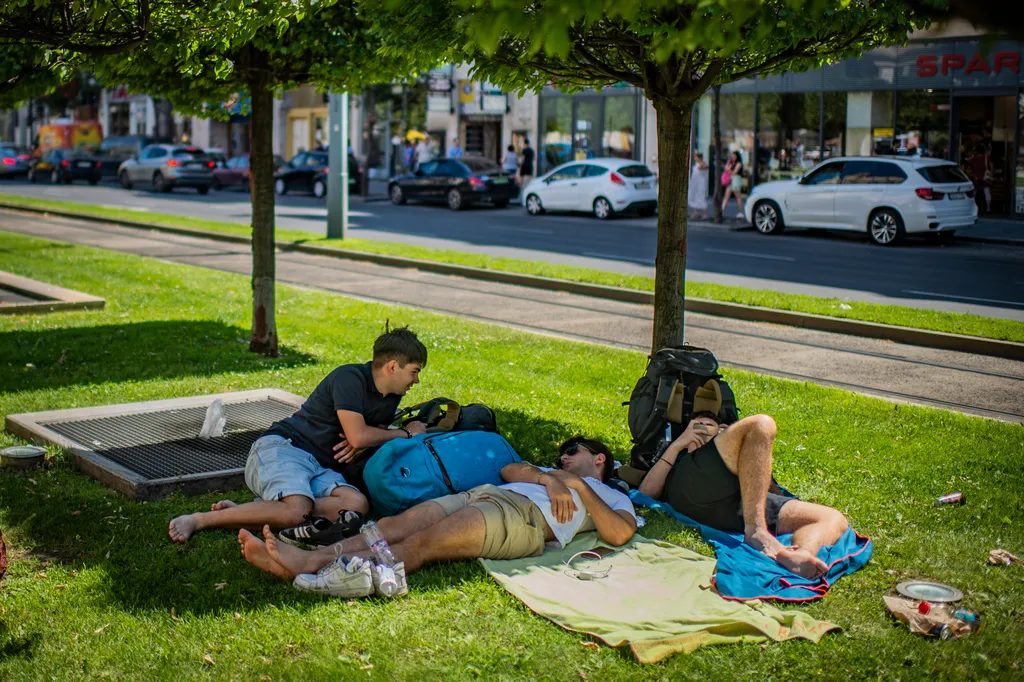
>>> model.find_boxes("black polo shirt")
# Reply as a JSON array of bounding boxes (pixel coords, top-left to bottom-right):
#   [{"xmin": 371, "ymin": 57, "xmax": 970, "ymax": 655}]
[{"xmin": 265, "ymin": 362, "xmax": 402, "ymax": 471}]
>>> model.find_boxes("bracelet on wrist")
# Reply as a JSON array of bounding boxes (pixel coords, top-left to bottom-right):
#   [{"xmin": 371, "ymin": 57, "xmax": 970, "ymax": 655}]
[
  {"xmin": 399, "ymin": 426, "xmax": 411, "ymax": 437},
  {"xmin": 537, "ymin": 470, "xmax": 546, "ymax": 484}
]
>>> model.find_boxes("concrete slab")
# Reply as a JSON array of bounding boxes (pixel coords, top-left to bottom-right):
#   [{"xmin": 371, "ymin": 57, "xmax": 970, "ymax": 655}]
[
  {"xmin": 0, "ymin": 270, "xmax": 105, "ymax": 315},
  {"xmin": 2, "ymin": 212, "xmax": 1022, "ymax": 423}
]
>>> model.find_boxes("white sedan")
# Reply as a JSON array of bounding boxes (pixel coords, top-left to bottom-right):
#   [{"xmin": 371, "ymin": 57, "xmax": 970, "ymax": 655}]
[
  {"xmin": 745, "ymin": 156, "xmax": 977, "ymax": 246},
  {"xmin": 523, "ymin": 158, "xmax": 658, "ymax": 219}
]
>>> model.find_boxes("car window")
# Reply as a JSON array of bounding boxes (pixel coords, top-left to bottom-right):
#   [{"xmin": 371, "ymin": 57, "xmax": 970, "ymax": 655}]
[
  {"xmin": 803, "ymin": 162, "xmax": 844, "ymax": 186},
  {"xmin": 307, "ymin": 153, "xmax": 327, "ymax": 168},
  {"xmin": 549, "ymin": 164, "xmax": 586, "ymax": 182},
  {"xmin": 840, "ymin": 161, "xmax": 878, "ymax": 185},
  {"xmin": 460, "ymin": 157, "xmax": 502, "ymax": 173},
  {"xmin": 172, "ymin": 147, "xmax": 204, "ymax": 158},
  {"xmin": 433, "ymin": 160, "xmax": 464, "ymax": 176},
  {"xmin": 584, "ymin": 165, "xmax": 609, "ymax": 178},
  {"xmin": 617, "ymin": 164, "xmax": 654, "ymax": 178},
  {"xmin": 916, "ymin": 164, "xmax": 970, "ymax": 184},
  {"xmin": 148, "ymin": 147, "xmax": 168, "ymax": 159},
  {"xmin": 418, "ymin": 161, "xmax": 439, "ymax": 175},
  {"xmin": 873, "ymin": 162, "xmax": 906, "ymax": 184}
]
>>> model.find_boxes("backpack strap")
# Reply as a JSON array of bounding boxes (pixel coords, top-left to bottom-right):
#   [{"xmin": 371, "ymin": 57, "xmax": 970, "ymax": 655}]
[
  {"xmin": 426, "ymin": 400, "xmax": 461, "ymax": 433},
  {"xmin": 632, "ymin": 376, "xmax": 678, "ymax": 444},
  {"xmin": 392, "ymin": 397, "xmax": 462, "ymax": 432}
]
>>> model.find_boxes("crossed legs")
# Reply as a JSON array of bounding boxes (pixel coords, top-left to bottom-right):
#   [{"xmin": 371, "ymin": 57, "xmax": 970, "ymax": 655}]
[
  {"xmin": 239, "ymin": 499, "xmax": 488, "ymax": 580},
  {"xmin": 169, "ymin": 484, "xmax": 369, "ymax": 543},
  {"xmin": 713, "ymin": 414, "xmax": 848, "ymax": 578}
]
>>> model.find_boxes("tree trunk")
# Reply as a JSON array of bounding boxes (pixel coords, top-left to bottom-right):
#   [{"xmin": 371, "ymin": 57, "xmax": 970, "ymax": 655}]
[
  {"xmin": 651, "ymin": 98, "xmax": 693, "ymax": 352},
  {"xmin": 248, "ymin": 64, "xmax": 279, "ymax": 357},
  {"xmin": 712, "ymin": 86, "xmax": 724, "ymax": 224}
]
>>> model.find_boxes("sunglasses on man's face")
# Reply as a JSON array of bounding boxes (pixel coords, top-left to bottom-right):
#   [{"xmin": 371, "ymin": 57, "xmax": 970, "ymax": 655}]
[{"xmin": 557, "ymin": 443, "xmax": 593, "ymax": 468}]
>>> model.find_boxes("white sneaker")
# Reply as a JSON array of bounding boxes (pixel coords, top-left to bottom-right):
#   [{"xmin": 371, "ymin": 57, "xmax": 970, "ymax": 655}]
[
  {"xmin": 292, "ymin": 555, "xmax": 374, "ymax": 597},
  {"xmin": 735, "ymin": 212, "xmax": 744, "ymax": 219},
  {"xmin": 370, "ymin": 561, "xmax": 408, "ymax": 597}
]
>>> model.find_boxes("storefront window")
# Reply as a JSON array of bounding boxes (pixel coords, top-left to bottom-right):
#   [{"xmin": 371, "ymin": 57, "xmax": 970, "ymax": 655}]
[
  {"xmin": 846, "ymin": 92, "xmax": 894, "ymax": 156},
  {"xmin": 539, "ymin": 97, "xmax": 571, "ymax": 172},
  {"xmin": 573, "ymin": 99, "xmax": 600, "ymax": 160},
  {"xmin": 719, "ymin": 93, "xmax": 754, "ymax": 179},
  {"xmin": 757, "ymin": 93, "xmax": 820, "ymax": 182},
  {"xmin": 1016, "ymin": 91, "xmax": 1024, "ymax": 214},
  {"xmin": 896, "ymin": 90, "xmax": 950, "ymax": 158},
  {"xmin": 823, "ymin": 93, "xmax": 846, "ymax": 159},
  {"xmin": 602, "ymin": 96, "xmax": 636, "ymax": 158}
]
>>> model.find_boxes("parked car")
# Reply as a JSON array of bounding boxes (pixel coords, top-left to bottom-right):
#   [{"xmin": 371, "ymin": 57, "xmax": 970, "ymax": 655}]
[
  {"xmin": 118, "ymin": 144, "xmax": 215, "ymax": 193},
  {"xmin": 96, "ymin": 135, "xmax": 156, "ymax": 180},
  {"xmin": 213, "ymin": 154, "xmax": 285, "ymax": 190},
  {"xmin": 744, "ymin": 156, "xmax": 978, "ymax": 246},
  {"xmin": 205, "ymin": 148, "xmax": 228, "ymax": 169},
  {"xmin": 388, "ymin": 156, "xmax": 518, "ymax": 210},
  {"xmin": 28, "ymin": 148, "xmax": 101, "ymax": 184},
  {"xmin": 275, "ymin": 150, "xmax": 362, "ymax": 197},
  {"xmin": 0, "ymin": 145, "xmax": 31, "ymax": 178},
  {"xmin": 523, "ymin": 158, "xmax": 657, "ymax": 219}
]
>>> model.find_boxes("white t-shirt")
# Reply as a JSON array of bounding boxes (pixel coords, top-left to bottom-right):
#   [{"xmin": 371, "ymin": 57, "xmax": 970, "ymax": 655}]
[{"xmin": 500, "ymin": 467, "xmax": 636, "ymax": 548}]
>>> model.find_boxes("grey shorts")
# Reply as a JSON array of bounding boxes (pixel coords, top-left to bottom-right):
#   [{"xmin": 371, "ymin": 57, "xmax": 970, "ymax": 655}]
[{"xmin": 244, "ymin": 435, "xmax": 357, "ymax": 502}]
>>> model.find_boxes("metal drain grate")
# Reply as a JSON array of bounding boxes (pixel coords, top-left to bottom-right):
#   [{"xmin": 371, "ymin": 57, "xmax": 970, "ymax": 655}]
[
  {"xmin": 5, "ymin": 390, "xmax": 305, "ymax": 499},
  {"xmin": 43, "ymin": 400, "xmax": 298, "ymax": 481}
]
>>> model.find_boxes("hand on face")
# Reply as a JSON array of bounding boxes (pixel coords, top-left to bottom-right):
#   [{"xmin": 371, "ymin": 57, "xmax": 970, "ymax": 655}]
[{"xmin": 673, "ymin": 418, "xmax": 718, "ymax": 453}]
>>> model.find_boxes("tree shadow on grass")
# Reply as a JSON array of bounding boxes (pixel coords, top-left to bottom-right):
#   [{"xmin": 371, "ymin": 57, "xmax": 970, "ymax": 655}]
[
  {"xmin": 0, "ymin": 320, "xmax": 316, "ymax": 394},
  {"xmin": 0, "ymin": 407, "xmax": 659, "ymax": 619}
]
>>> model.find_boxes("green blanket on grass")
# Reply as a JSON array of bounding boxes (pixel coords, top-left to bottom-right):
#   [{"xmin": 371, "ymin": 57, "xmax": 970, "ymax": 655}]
[{"xmin": 479, "ymin": 533, "xmax": 839, "ymax": 663}]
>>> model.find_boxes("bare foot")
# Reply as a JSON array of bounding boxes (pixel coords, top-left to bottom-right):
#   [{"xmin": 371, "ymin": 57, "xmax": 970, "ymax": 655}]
[
  {"xmin": 776, "ymin": 546, "xmax": 828, "ymax": 579},
  {"xmin": 169, "ymin": 514, "xmax": 198, "ymax": 543},
  {"xmin": 744, "ymin": 527, "xmax": 787, "ymax": 559},
  {"xmin": 263, "ymin": 525, "xmax": 326, "ymax": 575},
  {"xmin": 238, "ymin": 529, "xmax": 294, "ymax": 581},
  {"xmin": 211, "ymin": 500, "xmax": 237, "ymax": 511}
]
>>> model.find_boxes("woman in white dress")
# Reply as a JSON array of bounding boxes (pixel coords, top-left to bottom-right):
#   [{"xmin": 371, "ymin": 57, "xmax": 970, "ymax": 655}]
[{"xmin": 688, "ymin": 152, "xmax": 709, "ymax": 219}]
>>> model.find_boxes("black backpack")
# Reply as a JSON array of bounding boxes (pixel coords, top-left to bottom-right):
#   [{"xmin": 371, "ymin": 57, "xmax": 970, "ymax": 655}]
[
  {"xmin": 625, "ymin": 346, "xmax": 739, "ymax": 471},
  {"xmin": 393, "ymin": 397, "xmax": 498, "ymax": 434}
]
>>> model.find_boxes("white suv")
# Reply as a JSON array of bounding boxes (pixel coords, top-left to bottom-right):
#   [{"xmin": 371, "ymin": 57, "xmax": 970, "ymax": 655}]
[{"xmin": 744, "ymin": 156, "xmax": 978, "ymax": 245}]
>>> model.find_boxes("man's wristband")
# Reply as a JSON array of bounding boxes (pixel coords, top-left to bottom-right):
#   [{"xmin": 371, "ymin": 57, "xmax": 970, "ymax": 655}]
[
  {"xmin": 399, "ymin": 426, "xmax": 411, "ymax": 438},
  {"xmin": 536, "ymin": 469, "xmax": 546, "ymax": 484}
]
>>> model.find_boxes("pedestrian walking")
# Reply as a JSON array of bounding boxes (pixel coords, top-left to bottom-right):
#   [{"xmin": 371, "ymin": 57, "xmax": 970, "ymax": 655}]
[
  {"xmin": 721, "ymin": 151, "xmax": 745, "ymax": 218},
  {"xmin": 415, "ymin": 137, "xmax": 434, "ymax": 169},
  {"xmin": 502, "ymin": 144, "xmax": 518, "ymax": 174},
  {"xmin": 403, "ymin": 140, "xmax": 415, "ymax": 172},
  {"xmin": 447, "ymin": 140, "xmax": 464, "ymax": 158},
  {"xmin": 518, "ymin": 138, "xmax": 535, "ymax": 187},
  {"xmin": 688, "ymin": 152, "xmax": 709, "ymax": 220}
]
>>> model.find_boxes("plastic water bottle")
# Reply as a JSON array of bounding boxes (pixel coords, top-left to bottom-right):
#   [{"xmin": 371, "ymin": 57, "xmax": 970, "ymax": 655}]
[
  {"xmin": 198, "ymin": 399, "xmax": 226, "ymax": 440},
  {"xmin": 360, "ymin": 520, "xmax": 399, "ymax": 597}
]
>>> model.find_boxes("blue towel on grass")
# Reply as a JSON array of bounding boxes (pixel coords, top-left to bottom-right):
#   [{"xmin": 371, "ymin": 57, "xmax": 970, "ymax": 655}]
[{"xmin": 629, "ymin": 491, "xmax": 872, "ymax": 602}]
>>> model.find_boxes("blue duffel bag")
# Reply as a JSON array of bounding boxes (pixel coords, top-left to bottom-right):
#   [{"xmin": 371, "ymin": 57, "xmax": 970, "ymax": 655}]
[{"xmin": 364, "ymin": 431, "xmax": 522, "ymax": 517}]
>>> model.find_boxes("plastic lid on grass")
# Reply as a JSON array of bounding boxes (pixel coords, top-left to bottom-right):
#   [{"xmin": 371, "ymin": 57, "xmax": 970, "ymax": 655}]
[{"xmin": 896, "ymin": 581, "xmax": 963, "ymax": 603}]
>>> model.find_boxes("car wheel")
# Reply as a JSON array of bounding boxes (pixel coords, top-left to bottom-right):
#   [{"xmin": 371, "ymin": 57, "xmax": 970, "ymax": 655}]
[
  {"xmin": 868, "ymin": 208, "xmax": 905, "ymax": 246},
  {"xmin": 525, "ymin": 193, "xmax": 544, "ymax": 215},
  {"xmin": 492, "ymin": 199, "xmax": 509, "ymax": 209},
  {"xmin": 275, "ymin": 178, "xmax": 287, "ymax": 195},
  {"xmin": 64, "ymin": 174, "xmax": 73, "ymax": 184},
  {"xmin": 312, "ymin": 179, "xmax": 326, "ymax": 198},
  {"xmin": 752, "ymin": 200, "xmax": 785, "ymax": 235},
  {"xmin": 593, "ymin": 196, "xmax": 613, "ymax": 220},
  {"xmin": 50, "ymin": 169, "xmax": 60, "ymax": 184},
  {"xmin": 447, "ymin": 188, "xmax": 464, "ymax": 211},
  {"xmin": 197, "ymin": 185, "xmax": 209, "ymax": 195},
  {"xmin": 119, "ymin": 172, "xmax": 132, "ymax": 189},
  {"xmin": 212, "ymin": 178, "xmax": 223, "ymax": 191},
  {"xmin": 153, "ymin": 172, "xmax": 171, "ymax": 193},
  {"xmin": 389, "ymin": 184, "xmax": 406, "ymax": 205}
]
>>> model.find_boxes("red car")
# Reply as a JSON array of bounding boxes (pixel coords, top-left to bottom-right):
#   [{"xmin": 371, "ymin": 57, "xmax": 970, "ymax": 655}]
[{"xmin": 211, "ymin": 154, "xmax": 284, "ymax": 190}]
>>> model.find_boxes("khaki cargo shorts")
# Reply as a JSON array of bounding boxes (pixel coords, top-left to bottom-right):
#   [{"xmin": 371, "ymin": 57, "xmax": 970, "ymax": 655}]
[{"xmin": 433, "ymin": 484, "xmax": 550, "ymax": 560}]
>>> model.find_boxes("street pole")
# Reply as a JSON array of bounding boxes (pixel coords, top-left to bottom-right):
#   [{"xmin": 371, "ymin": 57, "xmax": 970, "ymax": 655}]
[
  {"xmin": 712, "ymin": 85, "xmax": 723, "ymax": 224},
  {"xmin": 327, "ymin": 91, "xmax": 349, "ymax": 240}
]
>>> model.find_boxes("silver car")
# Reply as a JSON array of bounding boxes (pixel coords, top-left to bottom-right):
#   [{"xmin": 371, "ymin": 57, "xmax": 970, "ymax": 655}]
[{"xmin": 117, "ymin": 144, "xmax": 215, "ymax": 194}]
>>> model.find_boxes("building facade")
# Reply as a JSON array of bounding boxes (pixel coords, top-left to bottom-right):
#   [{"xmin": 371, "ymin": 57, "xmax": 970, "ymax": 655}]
[{"xmin": 693, "ymin": 25, "xmax": 1024, "ymax": 217}]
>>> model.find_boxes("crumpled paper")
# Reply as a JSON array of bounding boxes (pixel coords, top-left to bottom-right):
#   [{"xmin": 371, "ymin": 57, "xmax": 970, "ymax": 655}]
[{"xmin": 988, "ymin": 549, "xmax": 1021, "ymax": 566}]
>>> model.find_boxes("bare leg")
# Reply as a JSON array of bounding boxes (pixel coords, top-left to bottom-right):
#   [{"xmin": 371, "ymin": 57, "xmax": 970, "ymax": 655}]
[
  {"xmin": 238, "ymin": 529, "xmax": 294, "ymax": 581},
  {"xmin": 331, "ymin": 500, "xmax": 450, "ymax": 556},
  {"xmin": 735, "ymin": 194, "xmax": 745, "ymax": 215},
  {"xmin": 169, "ymin": 494, "xmax": 311, "ymax": 543},
  {"xmin": 721, "ymin": 188, "xmax": 732, "ymax": 212},
  {"xmin": 378, "ymin": 506, "xmax": 487, "ymax": 573},
  {"xmin": 774, "ymin": 501, "xmax": 848, "ymax": 578},
  {"xmin": 712, "ymin": 415, "xmax": 787, "ymax": 558},
  {"xmin": 309, "ymin": 485, "xmax": 369, "ymax": 520}
]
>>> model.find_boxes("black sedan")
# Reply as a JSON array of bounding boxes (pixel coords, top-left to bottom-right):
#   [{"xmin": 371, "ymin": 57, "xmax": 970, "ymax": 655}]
[
  {"xmin": 388, "ymin": 156, "xmax": 518, "ymax": 210},
  {"xmin": 0, "ymin": 145, "xmax": 31, "ymax": 178},
  {"xmin": 28, "ymin": 148, "xmax": 101, "ymax": 185},
  {"xmin": 274, "ymin": 150, "xmax": 363, "ymax": 197}
]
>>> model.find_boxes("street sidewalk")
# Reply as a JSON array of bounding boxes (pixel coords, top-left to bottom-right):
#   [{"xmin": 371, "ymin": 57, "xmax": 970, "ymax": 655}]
[{"xmin": 3, "ymin": 209, "xmax": 1021, "ymax": 423}]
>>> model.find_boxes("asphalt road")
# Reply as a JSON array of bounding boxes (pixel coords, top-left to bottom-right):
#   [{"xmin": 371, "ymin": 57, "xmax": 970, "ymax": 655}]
[{"xmin": 2, "ymin": 177, "xmax": 1023, "ymax": 322}]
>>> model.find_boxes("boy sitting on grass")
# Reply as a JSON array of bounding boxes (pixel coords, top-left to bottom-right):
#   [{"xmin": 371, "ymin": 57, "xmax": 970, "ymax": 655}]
[{"xmin": 169, "ymin": 325, "xmax": 428, "ymax": 544}]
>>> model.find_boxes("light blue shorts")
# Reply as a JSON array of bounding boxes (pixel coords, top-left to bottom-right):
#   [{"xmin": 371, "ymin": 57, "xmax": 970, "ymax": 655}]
[{"xmin": 244, "ymin": 435, "xmax": 355, "ymax": 502}]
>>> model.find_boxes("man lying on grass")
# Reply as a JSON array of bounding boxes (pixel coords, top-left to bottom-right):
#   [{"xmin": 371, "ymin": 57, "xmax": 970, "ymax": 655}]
[
  {"xmin": 169, "ymin": 325, "xmax": 428, "ymax": 544},
  {"xmin": 238, "ymin": 437, "xmax": 638, "ymax": 597},
  {"xmin": 638, "ymin": 411, "xmax": 848, "ymax": 579}
]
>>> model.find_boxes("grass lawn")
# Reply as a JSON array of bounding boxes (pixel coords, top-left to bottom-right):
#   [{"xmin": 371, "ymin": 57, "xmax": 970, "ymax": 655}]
[
  {"xmin": 1, "ymin": 229, "xmax": 1022, "ymax": 681},
  {"xmin": 2, "ymin": 192, "xmax": 1023, "ymax": 346}
]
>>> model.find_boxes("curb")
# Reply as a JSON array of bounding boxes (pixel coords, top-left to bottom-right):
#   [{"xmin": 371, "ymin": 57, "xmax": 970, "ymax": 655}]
[
  {"xmin": 956, "ymin": 235, "xmax": 1024, "ymax": 247},
  {"xmin": 4, "ymin": 201, "xmax": 1024, "ymax": 361}
]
